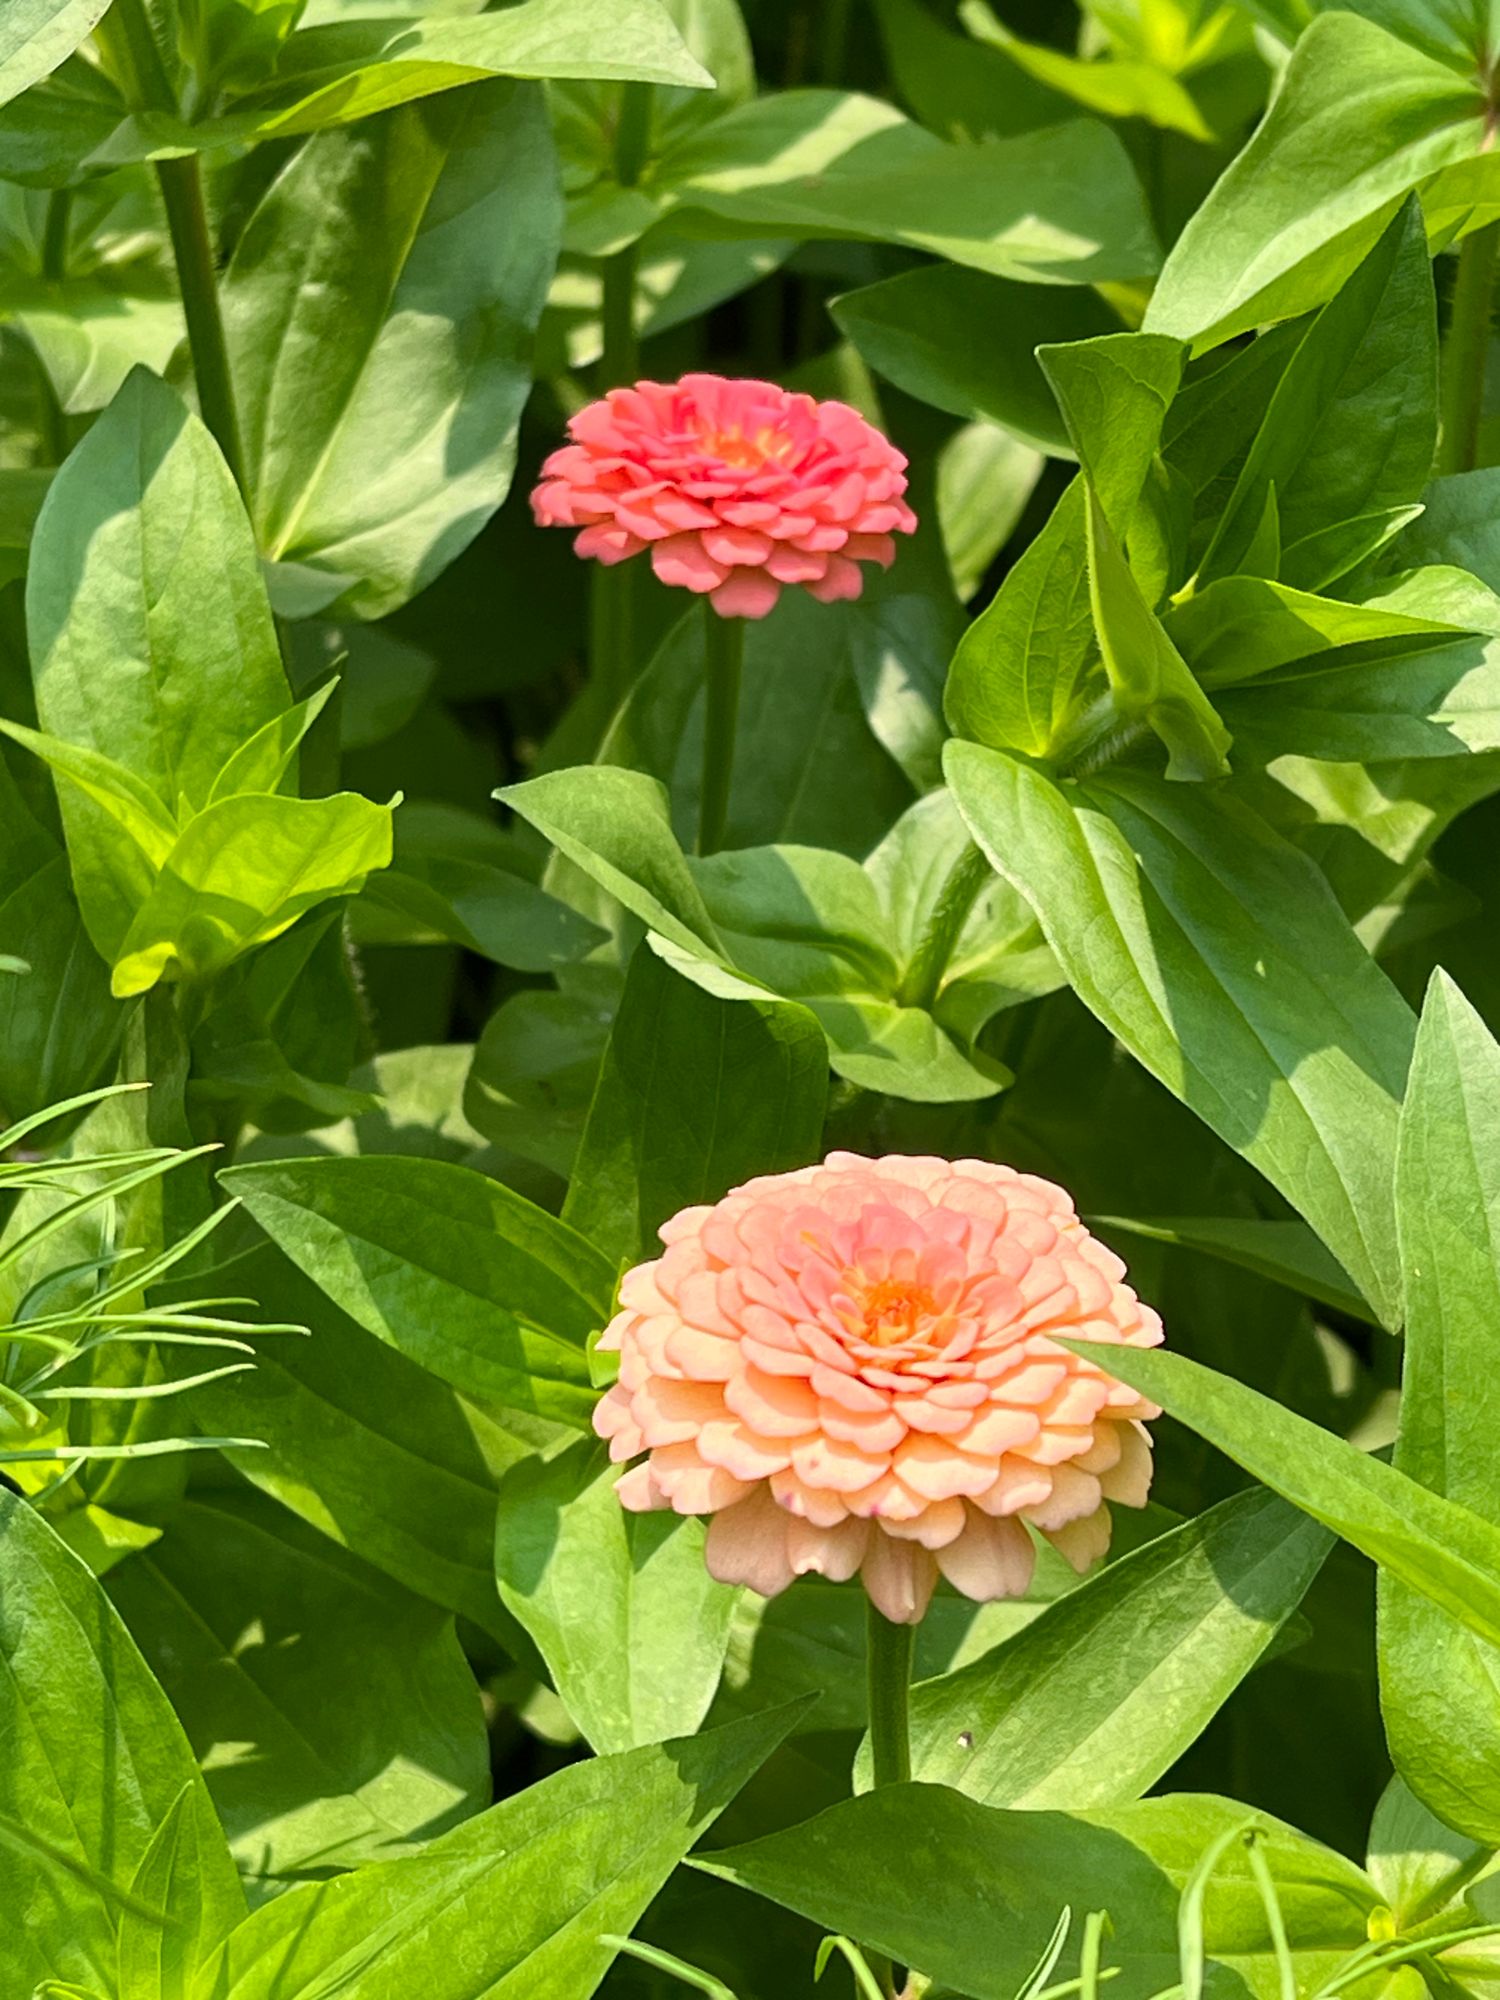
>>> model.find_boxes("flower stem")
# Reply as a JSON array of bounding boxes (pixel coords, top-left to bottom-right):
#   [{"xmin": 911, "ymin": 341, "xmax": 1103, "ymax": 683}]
[
  {"xmin": 896, "ymin": 840, "xmax": 991, "ymax": 1013},
  {"xmin": 866, "ymin": 1600, "xmax": 915, "ymax": 1998},
  {"xmin": 34, "ymin": 188, "xmax": 72, "ymax": 464},
  {"xmin": 93, "ymin": 0, "xmax": 247, "ymax": 496},
  {"xmin": 698, "ymin": 607, "xmax": 743, "ymax": 856},
  {"xmin": 1441, "ymin": 219, "xmax": 1500, "ymax": 475}
]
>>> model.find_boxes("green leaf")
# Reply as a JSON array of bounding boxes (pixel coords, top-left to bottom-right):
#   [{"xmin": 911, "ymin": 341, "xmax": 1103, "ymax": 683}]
[
  {"xmin": 1198, "ymin": 199, "xmax": 1438, "ymax": 587},
  {"xmin": 944, "ymin": 478, "xmax": 1097, "ymax": 759},
  {"xmin": 1094, "ymin": 1216, "xmax": 1374, "ymax": 1323},
  {"xmin": 110, "ymin": 789, "xmax": 394, "ymax": 998},
  {"xmin": 1167, "ymin": 572, "xmax": 1472, "ymax": 689},
  {"xmin": 1397, "ymin": 466, "xmax": 1500, "ymax": 585},
  {"xmin": 223, "ymin": 80, "xmax": 561, "ymax": 623},
  {"xmin": 192, "ymin": 1702, "xmax": 806, "ymax": 2000},
  {"xmin": 221, "ymin": 1153, "xmax": 615, "ymax": 1428},
  {"xmin": 832, "ymin": 267, "xmax": 1119, "ymax": 455},
  {"xmin": 945, "ymin": 744, "xmax": 1415, "ymax": 1323},
  {"xmin": 1067, "ymin": 1338, "xmax": 1500, "ymax": 1657},
  {"xmin": 1083, "ymin": 485, "xmax": 1232, "ymax": 780},
  {"xmin": 499, "ymin": 766, "xmax": 724, "ymax": 960},
  {"xmin": 0, "ymin": 0, "xmax": 110, "ymax": 109},
  {"xmin": 26, "ymin": 367, "xmax": 288, "ymax": 961},
  {"xmin": 873, "ymin": 0, "xmax": 1078, "ymax": 142},
  {"xmin": 1380, "ymin": 972, "xmax": 1500, "ymax": 1845},
  {"xmin": 464, "ymin": 989, "xmax": 609, "ymax": 1178},
  {"xmin": 889, "ymin": 1489, "xmax": 1330, "ymax": 1809},
  {"xmin": 108, "ymin": 1492, "xmax": 490, "ymax": 1886},
  {"xmin": 0, "ymin": 716, "xmax": 179, "ymax": 872},
  {"xmin": 698, "ymin": 1787, "xmax": 1376, "ymax": 2000},
  {"xmin": 658, "ymin": 93, "xmax": 1161, "ymax": 284},
  {"xmin": 494, "ymin": 1436, "xmax": 737, "ymax": 1754},
  {"xmin": 0, "ymin": 1490, "xmax": 244, "ymax": 1995},
  {"xmin": 1145, "ymin": 14, "xmax": 1481, "ymax": 350},
  {"xmin": 564, "ymin": 943, "xmax": 828, "ymax": 1267},
  {"xmin": 187, "ymin": 1245, "xmax": 542, "ymax": 1637},
  {"xmin": 115, "ymin": 1786, "xmax": 234, "ymax": 2000},
  {"xmin": 1038, "ymin": 331, "xmax": 1186, "ymax": 539}
]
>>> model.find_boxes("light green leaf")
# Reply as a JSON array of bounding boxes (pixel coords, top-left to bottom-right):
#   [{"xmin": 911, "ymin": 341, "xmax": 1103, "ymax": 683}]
[
  {"xmin": 1038, "ymin": 330, "xmax": 1186, "ymax": 540},
  {"xmin": 832, "ymin": 266, "xmax": 1119, "ymax": 455},
  {"xmin": 659, "ymin": 93, "xmax": 1160, "ymax": 284},
  {"xmin": 0, "ymin": 1490, "xmax": 244, "ymax": 1996},
  {"xmin": 115, "ymin": 1787, "xmax": 233, "ymax": 2000},
  {"xmin": 0, "ymin": 716, "xmax": 180, "ymax": 870},
  {"xmin": 873, "ymin": 0, "xmax": 1077, "ymax": 142},
  {"xmin": 1198, "ymin": 198, "xmax": 1438, "ymax": 587},
  {"xmin": 1094, "ymin": 1216, "xmax": 1374, "ymax": 1323},
  {"xmin": 945, "ymin": 743, "xmax": 1415, "ymax": 1323},
  {"xmin": 206, "ymin": 683, "xmax": 336, "ymax": 803},
  {"xmin": 224, "ymin": 80, "xmax": 561, "ymax": 622},
  {"xmin": 699, "ymin": 1787, "xmax": 1377, "ymax": 2000},
  {"xmin": 890, "ymin": 1489, "xmax": 1330, "ymax": 1808},
  {"xmin": 961, "ymin": 0, "xmax": 1218, "ymax": 138},
  {"xmin": 108, "ymin": 1492, "xmax": 489, "ymax": 1886},
  {"xmin": 1145, "ymin": 13, "xmax": 1480, "ymax": 350},
  {"xmin": 26, "ymin": 367, "xmax": 288, "ymax": 960},
  {"xmin": 1066, "ymin": 1338, "xmax": 1500, "ymax": 1655},
  {"xmin": 110, "ymin": 789, "xmax": 394, "ymax": 998},
  {"xmin": 0, "ymin": 0, "xmax": 110, "ymax": 109},
  {"xmin": 494, "ymin": 1436, "xmax": 736, "ymax": 1754},
  {"xmin": 221, "ymin": 1153, "xmax": 615, "ymax": 1429},
  {"xmin": 1381, "ymin": 972, "xmax": 1500, "ymax": 1844},
  {"xmin": 944, "ymin": 478, "xmax": 1097, "ymax": 759},
  {"xmin": 564, "ymin": 943, "xmax": 827, "ymax": 1267},
  {"xmin": 1167, "ymin": 573, "xmax": 1472, "ymax": 688},
  {"xmin": 188, "ymin": 1245, "xmax": 542, "ymax": 1637},
  {"xmin": 191, "ymin": 1703, "xmax": 805, "ymax": 2000},
  {"xmin": 1083, "ymin": 484, "xmax": 1232, "ymax": 780}
]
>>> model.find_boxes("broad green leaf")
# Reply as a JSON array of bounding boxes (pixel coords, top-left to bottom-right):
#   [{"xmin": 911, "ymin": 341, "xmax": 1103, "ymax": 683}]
[
  {"xmin": 1145, "ymin": 15, "xmax": 1480, "ymax": 350},
  {"xmin": 1095, "ymin": 1216, "xmax": 1374, "ymax": 1322},
  {"xmin": 108, "ymin": 1492, "xmax": 489, "ymax": 1885},
  {"xmin": 872, "ymin": 0, "xmax": 1078, "ymax": 141},
  {"xmin": 1199, "ymin": 199, "xmax": 1438, "ymax": 587},
  {"xmin": 564, "ymin": 943, "xmax": 827, "ymax": 1266},
  {"xmin": 889, "ymin": 1489, "xmax": 1330, "ymax": 1808},
  {"xmin": 0, "ymin": 1490, "xmax": 244, "ymax": 1995},
  {"xmin": 11, "ymin": 279, "xmax": 183, "ymax": 418},
  {"xmin": 0, "ymin": 716, "xmax": 178, "ymax": 872},
  {"xmin": 944, "ymin": 478, "xmax": 1097, "ymax": 758},
  {"xmin": 26, "ymin": 368, "xmax": 288, "ymax": 960},
  {"xmin": 494, "ymin": 1436, "xmax": 736, "ymax": 1754},
  {"xmin": 115, "ymin": 1787, "xmax": 233, "ymax": 2000},
  {"xmin": 963, "ymin": 0, "xmax": 1217, "ymax": 138},
  {"xmin": 945, "ymin": 743, "xmax": 1415, "ymax": 1322},
  {"xmin": 658, "ymin": 93, "xmax": 1161, "ymax": 285},
  {"xmin": 499, "ymin": 766, "xmax": 724, "ymax": 959},
  {"xmin": 832, "ymin": 266, "xmax": 1119, "ymax": 455},
  {"xmin": 191, "ymin": 1702, "xmax": 806, "ymax": 2000},
  {"xmin": 465, "ymin": 989, "xmax": 609, "ymax": 1178},
  {"xmin": 1365, "ymin": 1776, "xmax": 1492, "ymax": 1931},
  {"xmin": 110, "ymin": 790, "xmax": 394, "ymax": 998},
  {"xmin": 222, "ymin": 1153, "xmax": 615, "ymax": 1428},
  {"xmin": 188, "ymin": 1245, "xmax": 540, "ymax": 1636},
  {"xmin": 1167, "ymin": 573, "xmax": 1472, "ymax": 688},
  {"xmin": 1083, "ymin": 485, "xmax": 1232, "ymax": 780},
  {"xmin": 1398, "ymin": 466, "xmax": 1500, "ymax": 585},
  {"xmin": 1038, "ymin": 331, "xmax": 1186, "ymax": 539},
  {"xmin": 1308, "ymin": 0, "xmax": 1499, "ymax": 71},
  {"xmin": 1381, "ymin": 973, "xmax": 1500, "ymax": 1844},
  {"xmin": 206, "ymin": 683, "xmax": 336, "ymax": 803},
  {"xmin": 699, "ymin": 1787, "xmax": 1377, "ymax": 2000},
  {"xmin": 224, "ymin": 80, "xmax": 561, "ymax": 622},
  {"xmin": 0, "ymin": 0, "xmax": 110, "ymax": 108},
  {"xmin": 938, "ymin": 420, "xmax": 1044, "ymax": 602},
  {"xmin": 1068, "ymin": 1339, "xmax": 1500, "ymax": 1655}
]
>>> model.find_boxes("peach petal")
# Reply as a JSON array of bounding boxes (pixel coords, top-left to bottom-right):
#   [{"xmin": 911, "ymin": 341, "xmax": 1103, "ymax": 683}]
[
  {"xmin": 860, "ymin": 1533, "xmax": 938, "ymax": 1625},
  {"xmin": 710, "ymin": 568, "xmax": 782, "ymax": 619},
  {"xmin": 787, "ymin": 1513, "xmax": 870, "ymax": 1581},
  {"xmin": 706, "ymin": 1488, "xmax": 796, "ymax": 1597},
  {"xmin": 936, "ymin": 1511, "xmax": 1036, "ymax": 1600},
  {"xmin": 651, "ymin": 533, "xmax": 727, "ymax": 593},
  {"xmin": 1041, "ymin": 1507, "xmax": 1113, "ymax": 1574},
  {"xmin": 1099, "ymin": 1421, "xmax": 1153, "ymax": 1506}
]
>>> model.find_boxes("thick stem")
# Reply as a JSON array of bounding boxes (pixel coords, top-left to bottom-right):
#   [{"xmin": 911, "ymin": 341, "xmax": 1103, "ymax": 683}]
[
  {"xmin": 589, "ymin": 559, "xmax": 637, "ymax": 712},
  {"xmin": 156, "ymin": 154, "xmax": 247, "ymax": 495},
  {"xmin": 865, "ymin": 1600, "xmax": 915, "ymax": 1998},
  {"xmin": 1441, "ymin": 219, "xmax": 1500, "ymax": 476},
  {"xmin": 697, "ymin": 607, "xmax": 743, "ymax": 856},
  {"xmin": 897, "ymin": 841, "xmax": 990, "ymax": 1012}
]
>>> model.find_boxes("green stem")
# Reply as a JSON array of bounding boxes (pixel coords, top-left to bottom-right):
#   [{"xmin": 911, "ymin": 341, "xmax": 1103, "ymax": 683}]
[
  {"xmin": 697, "ymin": 607, "xmax": 743, "ymax": 856},
  {"xmin": 897, "ymin": 841, "xmax": 990, "ymax": 1012},
  {"xmin": 865, "ymin": 1601, "xmax": 915, "ymax": 1999},
  {"xmin": 156, "ymin": 155, "xmax": 246, "ymax": 495},
  {"xmin": 1441, "ymin": 219, "xmax": 1500, "ymax": 475},
  {"xmin": 35, "ymin": 188, "xmax": 72, "ymax": 464},
  {"xmin": 94, "ymin": 0, "xmax": 246, "ymax": 496}
]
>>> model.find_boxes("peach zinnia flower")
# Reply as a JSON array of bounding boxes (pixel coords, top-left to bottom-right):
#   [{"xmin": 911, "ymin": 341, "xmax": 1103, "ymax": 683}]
[
  {"xmin": 593, "ymin": 1153, "xmax": 1162, "ymax": 1625},
  {"xmin": 530, "ymin": 374, "xmax": 917, "ymax": 619}
]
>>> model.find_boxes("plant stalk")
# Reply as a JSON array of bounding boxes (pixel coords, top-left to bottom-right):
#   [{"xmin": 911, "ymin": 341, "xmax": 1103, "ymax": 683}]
[
  {"xmin": 34, "ymin": 188, "xmax": 73, "ymax": 464},
  {"xmin": 897, "ymin": 840, "xmax": 991, "ymax": 1012},
  {"xmin": 865, "ymin": 1600, "xmax": 915, "ymax": 1998},
  {"xmin": 1441, "ymin": 219, "xmax": 1500, "ymax": 475},
  {"xmin": 94, "ymin": 0, "xmax": 247, "ymax": 496},
  {"xmin": 697, "ymin": 608, "xmax": 743, "ymax": 856}
]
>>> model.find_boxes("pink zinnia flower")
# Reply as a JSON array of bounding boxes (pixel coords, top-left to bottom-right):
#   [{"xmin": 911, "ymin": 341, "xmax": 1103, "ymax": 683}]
[
  {"xmin": 530, "ymin": 374, "xmax": 917, "ymax": 619},
  {"xmin": 593, "ymin": 1153, "xmax": 1162, "ymax": 1626}
]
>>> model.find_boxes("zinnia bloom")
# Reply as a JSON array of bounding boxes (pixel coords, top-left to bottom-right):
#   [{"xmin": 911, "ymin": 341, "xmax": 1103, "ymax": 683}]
[
  {"xmin": 530, "ymin": 374, "xmax": 917, "ymax": 619},
  {"xmin": 593, "ymin": 1153, "xmax": 1162, "ymax": 1625}
]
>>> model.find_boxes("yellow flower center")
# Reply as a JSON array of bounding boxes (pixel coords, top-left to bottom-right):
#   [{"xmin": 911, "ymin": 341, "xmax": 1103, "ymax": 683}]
[{"xmin": 858, "ymin": 1278, "xmax": 937, "ymax": 1346}]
